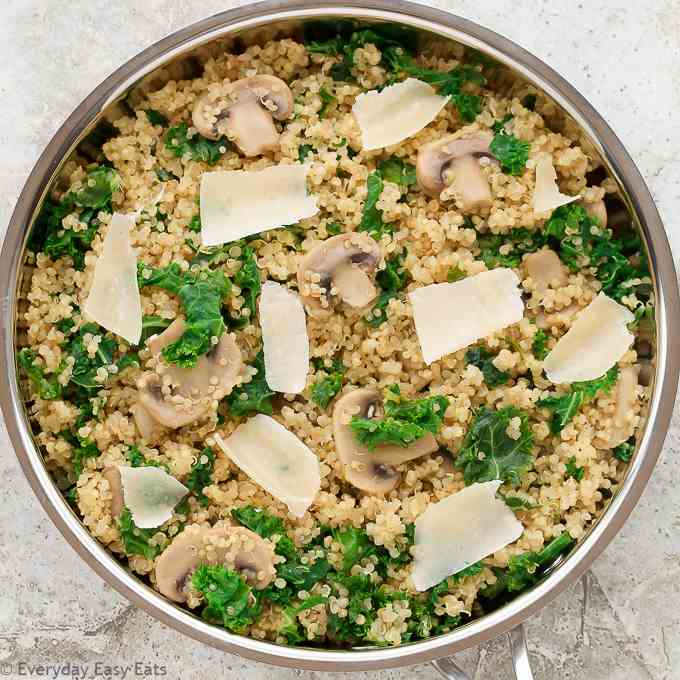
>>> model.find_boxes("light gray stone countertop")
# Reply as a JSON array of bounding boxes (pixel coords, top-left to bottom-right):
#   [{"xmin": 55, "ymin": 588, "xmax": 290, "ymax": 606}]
[{"xmin": 1, "ymin": 1, "xmax": 679, "ymax": 679}]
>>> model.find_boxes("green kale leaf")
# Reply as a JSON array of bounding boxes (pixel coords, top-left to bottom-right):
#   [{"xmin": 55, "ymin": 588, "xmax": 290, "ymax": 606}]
[
  {"xmin": 298, "ymin": 144, "xmax": 315, "ymax": 163},
  {"xmin": 358, "ymin": 171, "xmax": 392, "ymax": 240},
  {"xmin": 165, "ymin": 122, "xmax": 226, "ymax": 165},
  {"xmin": 118, "ymin": 507, "xmax": 162, "ymax": 560},
  {"xmin": 465, "ymin": 346, "xmax": 509, "ymax": 387},
  {"xmin": 565, "ymin": 456, "xmax": 585, "ymax": 481},
  {"xmin": 18, "ymin": 348, "xmax": 62, "ymax": 400},
  {"xmin": 185, "ymin": 447, "xmax": 216, "ymax": 506},
  {"xmin": 350, "ymin": 385, "xmax": 449, "ymax": 450},
  {"xmin": 318, "ymin": 87, "xmax": 336, "ymax": 119},
  {"xmin": 311, "ymin": 359, "xmax": 345, "ymax": 409},
  {"xmin": 532, "ymin": 328, "xmax": 549, "ymax": 360},
  {"xmin": 227, "ymin": 246, "xmax": 261, "ymax": 329},
  {"xmin": 138, "ymin": 263, "xmax": 231, "ymax": 367},
  {"xmin": 279, "ymin": 596, "xmax": 328, "ymax": 644},
  {"xmin": 481, "ymin": 532, "xmax": 573, "ymax": 600},
  {"xmin": 455, "ymin": 406, "xmax": 534, "ymax": 486},
  {"xmin": 144, "ymin": 109, "xmax": 168, "ymax": 127},
  {"xmin": 613, "ymin": 440, "xmax": 634, "ymax": 463},
  {"xmin": 365, "ymin": 250, "xmax": 409, "ymax": 327},
  {"xmin": 225, "ymin": 350, "xmax": 274, "ymax": 417},
  {"xmin": 192, "ymin": 564, "xmax": 261, "ymax": 632},
  {"xmin": 385, "ymin": 47, "xmax": 486, "ymax": 122},
  {"xmin": 544, "ymin": 203, "xmax": 649, "ymax": 305},
  {"xmin": 537, "ymin": 365, "xmax": 619, "ymax": 434},
  {"xmin": 377, "ymin": 157, "xmax": 417, "ymax": 186},
  {"xmin": 489, "ymin": 130, "xmax": 530, "ymax": 176}
]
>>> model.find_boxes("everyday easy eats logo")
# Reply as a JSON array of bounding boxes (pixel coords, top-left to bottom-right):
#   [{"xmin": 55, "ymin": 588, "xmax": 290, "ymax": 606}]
[{"xmin": 0, "ymin": 662, "xmax": 167, "ymax": 678}]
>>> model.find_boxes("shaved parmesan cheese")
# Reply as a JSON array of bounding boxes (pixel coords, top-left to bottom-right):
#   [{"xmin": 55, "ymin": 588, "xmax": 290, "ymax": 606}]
[
  {"xmin": 544, "ymin": 293, "xmax": 635, "ymax": 383},
  {"xmin": 409, "ymin": 269, "xmax": 524, "ymax": 365},
  {"xmin": 118, "ymin": 465, "xmax": 188, "ymax": 529},
  {"xmin": 532, "ymin": 155, "xmax": 580, "ymax": 213},
  {"xmin": 200, "ymin": 164, "xmax": 318, "ymax": 246},
  {"xmin": 352, "ymin": 78, "xmax": 449, "ymax": 151},
  {"xmin": 412, "ymin": 481, "xmax": 523, "ymax": 592},
  {"xmin": 83, "ymin": 213, "xmax": 142, "ymax": 344},
  {"xmin": 214, "ymin": 415, "xmax": 320, "ymax": 517},
  {"xmin": 259, "ymin": 281, "xmax": 309, "ymax": 394}
]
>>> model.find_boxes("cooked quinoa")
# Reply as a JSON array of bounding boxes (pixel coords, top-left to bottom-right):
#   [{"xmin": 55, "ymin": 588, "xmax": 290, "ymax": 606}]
[{"xmin": 17, "ymin": 25, "xmax": 652, "ymax": 648}]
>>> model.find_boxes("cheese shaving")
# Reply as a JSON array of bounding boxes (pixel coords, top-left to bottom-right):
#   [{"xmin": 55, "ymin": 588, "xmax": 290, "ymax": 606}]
[
  {"xmin": 532, "ymin": 155, "xmax": 580, "ymax": 214},
  {"xmin": 200, "ymin": 164, "xmax": 318, "ymax": 246},
  {"xmin": 543, "ymin": 293, "xmax": 635, "ymax": 383},
  {"xmin": 409, "ymin": 268, "xmax": 524, "ymax": 365},
  {"xmin": 83, "ymin": 213, "xmax": 142, "ymax": 344},
  {"xmin": 352, "ymin": 78, "xmax": 449, "ymax": 151},
  {"xmin": 214, "ymin": 416, "xmax": 320, "ymax": 517},
  {"xmin": 412, "ymin": 480, "xmax": 523, "ymax": 592},
  {"xmin": 118, "ymin": 465, "xmax": 188, "ymax": 529},
  {"xmin": 259, "ymin": 281, "xmax": 309, "ymax": 394}
]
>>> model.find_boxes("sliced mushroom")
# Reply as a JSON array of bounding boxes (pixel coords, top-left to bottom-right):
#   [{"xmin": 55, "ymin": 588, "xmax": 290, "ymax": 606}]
[
  {"xmin": 593, "ymin": 366, "xmax": 639, "ymax": 449},
  {"xmin": 333, "ymin": 388, "xmax": 438, "ymax": 494},
  {"xmin": 297, "ymin": 233, "xmax": 381, "ymax": 315},
  {"xmin": 416, "ymin": 134, "xmax": 497, "ymax": 212},
  {"xmin": 524, "ymin": 248, "xmax": 568, "ymax": 291},
  {"xmin": 192, "ymin": 75, "xmax": 294, "ymax": 157},
  {"xmin": 137, "ymin": 373, "xmax": 208, "ymax": 429},
  {"xmin": 582, "ymin": 199, "xmax": 607, "ymax": 228},
  {"xmin": 131, "ymin": 401, "xmax": 166, "ymax": 442},
  {"xmin": 151, "ymin": 317, "xmax": 243, "ymax": 401},
  {"xmin": 134, "ymin": 319, "xmax": 244, "ymax": 433},
  {"xmin": 103, "ymin": 466, "xmax": 124, "ymax": 520},
  {"xmin": 155, "ymin": 523, "xmax": 276, "ymax": 603}
]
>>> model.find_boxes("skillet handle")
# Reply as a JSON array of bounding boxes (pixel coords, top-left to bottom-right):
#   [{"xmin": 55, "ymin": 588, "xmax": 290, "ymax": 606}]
[{"xmin": 430, "ymin": 624, "xmax": 534, "ymax": 680}]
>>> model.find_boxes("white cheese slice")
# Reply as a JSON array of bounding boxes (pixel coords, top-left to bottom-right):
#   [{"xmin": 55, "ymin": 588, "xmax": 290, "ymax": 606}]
[
  {"xmin": 259, "ymin": 281, "xmax": 309, "ymax": 394},
  {"xmin": 532, "ymin": 155, "xmax": 580, "ymax": 214},
  {"xmin": 118, "ymin": 465, "xmax": 188, "ymax": 529},
  {"xmin": 214, "ymin": 415, "xmax": 320, "ymax": 517},
  {"xmin": 200, "ymin": 164, "xmax": 318, "ymax": 246},
  {"xmin": 412, "ymin": 480, "xmax": 523, "ymax": 592},
  {"xmin": 409, "ymin": 268, "xmax": 524, "ymax": 365},
  {"xmin": 352, "ymin": 78, "xmax": 450, "ymax": 151},
  {"xmin": 543, "ymin": 292, "xmax": 635, "ymax": 383},
  {"xmin": 83, "ymin": 213, "xmax": 142, "ymax": 345}
]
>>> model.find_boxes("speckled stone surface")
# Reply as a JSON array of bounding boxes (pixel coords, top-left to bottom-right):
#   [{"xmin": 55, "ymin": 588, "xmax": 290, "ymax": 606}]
[{"xmin": 1, "ymin": 1, "xmax": 679, "ymax": 679}]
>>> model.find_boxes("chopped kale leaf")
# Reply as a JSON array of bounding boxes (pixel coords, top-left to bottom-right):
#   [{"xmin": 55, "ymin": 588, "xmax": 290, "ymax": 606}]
[
  {"xmin": 351, "ymin": 385, "xmax": 448, "ymax": 450},
  {"xmin": 465, "ymin": 346, "xmax": 509, "ymax": 388},
  {"xmin": 537, "ymin": 366, "xmax": 619, "ymax": 434},
  {"xmin": 365, "ymin": 250, "xmax": 409, "ymax": 327},
  {"xmin": 311, "ymin": 359, "xmax": 345, "ymax": 409},
  {"xmin": 225, "ymin": 350, "xmax": 274, "ymax": 417},
  {"xmin": 192, "ymin": 564, "xmax": 261, "ymax": 632},
  {"xmin": 185, "ymin": 447, "xmax": 216, "ymax": 506},
  {"xmin": 18, "ymin": 348, "xmax": 62, "ymax": 400},
  {"xmin": 138, "ymin": 263, "xmax": 231, "ymax": 367},
  {"xmin": 165, "ymin": 122, "xmax": 226, "ymax": 165},
  {"xmin": 455, "ymin": 406, "xmax": 534, "ymax": 486}
]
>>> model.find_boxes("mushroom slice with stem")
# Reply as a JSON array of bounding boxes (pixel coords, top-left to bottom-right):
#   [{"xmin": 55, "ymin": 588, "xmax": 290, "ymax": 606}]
[
  {"xmin": 416, "ymin": 133, "xmax": 497, "ymax": 212},
  {"xmin": 151, "ymin": 317, "xmax": 243, "ymax": 402},
  {"xmin": 137, "ymin": 373, "xmax": 208, "ymax": 430},
  {"xmin": 134, "ymin": 318, "xmax": 244, "ymax": 433},
  {"xmin": 103, "ymin": 466, "xmax": 124, "ymax": 520},
  {"xmin": 332, "ymin": 388, "xmax": 438, "ymax": 495},
  {"xmin": 192, "ymin": 75, "xmax": 294, "ymax": 157},
  {"xmin": 155, "ymin": 523, "xmax": 276, "ymax": 603},
  {"xmin": 297, "ymin": 233, "xmax": 381, "ymax": 315},
  {"xmin": 593, "ymin": 365, "xmax": 640, "ymax": 449},
  {"xmin": 524, "ymin": 248, "xmax": 568, "ymax": 291}
]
